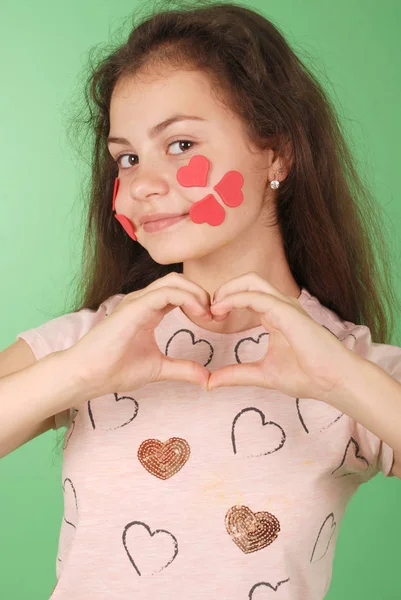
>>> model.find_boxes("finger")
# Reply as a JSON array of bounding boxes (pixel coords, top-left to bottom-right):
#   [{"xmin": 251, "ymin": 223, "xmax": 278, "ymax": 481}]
[
  {"xmin": 212, "ymin": 272, "xmax": 285, "ymax": 304},
  {"xmin": 159, "ymin": 356, "xmax": 210, "ymax": 389},
  {"xmin": 137, "ymin": 286, "xmax": 210, "ymax": 326},
  {"xmin": 211, "ymin": 291, "xmax": 315, "ymax": 346},
  {"xmin": 211, "ymin": 312, "xmax": 230, "ymax": 322},
  {"xmin": 146, "ymin": 272, "xmax": 212, "ymax": 311},
  {"xmin": 211, "ymin": 291, "xmax": 288, "ymax": 333},
  {"xmin": 207, "ymin": 362, "xmax": 265, "ymax": 390}
]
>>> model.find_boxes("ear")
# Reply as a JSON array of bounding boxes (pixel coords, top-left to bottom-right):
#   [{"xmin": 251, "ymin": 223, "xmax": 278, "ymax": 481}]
[{"xmin": 265, "ymin": 134, "xmax": 294, "ymax": 185}]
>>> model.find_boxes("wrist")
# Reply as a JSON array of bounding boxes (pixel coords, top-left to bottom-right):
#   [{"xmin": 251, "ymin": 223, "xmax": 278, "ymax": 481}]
[
  {"xmin": 51, "ymin": 349, "xmax": 102, "ymax": 403},
  {"xmin": 319, "ymin": 351, "xmax": 370, "ymax": 411}
]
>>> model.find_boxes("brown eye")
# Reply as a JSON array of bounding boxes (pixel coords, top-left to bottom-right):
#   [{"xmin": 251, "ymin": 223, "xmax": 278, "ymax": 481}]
[
  {"xmin": 116, "ymin": 154, "xmax": 138, "ymax": 168},
  {"xmin": 168, "ymin": 140, "xmax": 195, "ymax": 155}
]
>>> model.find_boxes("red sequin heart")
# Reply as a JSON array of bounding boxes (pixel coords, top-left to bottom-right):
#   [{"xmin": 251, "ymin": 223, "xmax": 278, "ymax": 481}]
[
  {"xmin": 137, "ymin": 437, "xmax": 190, "ymax": 480},
  {"xmin": 214, "ymin": 171, "xmax": 244, "ymax": 207},
  {"xmin": 189, "ymin": 194, "xmax": 225, "ymax": 226},
  {"xmin": 176, "ymin": 155, "xmax": 210, "ymax": 187}
]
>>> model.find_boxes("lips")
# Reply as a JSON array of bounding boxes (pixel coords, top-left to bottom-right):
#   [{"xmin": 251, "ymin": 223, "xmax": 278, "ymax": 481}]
[
  {"xmin": 142, "ymin": 213, "xmax": 189, "ymax": 233},
  {"xmin": 140, "ymin": 213, "xmax": 188, "ymax": 226}
]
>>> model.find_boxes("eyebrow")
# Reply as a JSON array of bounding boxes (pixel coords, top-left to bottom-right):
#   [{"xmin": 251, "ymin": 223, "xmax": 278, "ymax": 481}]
[{"xmin": 107, "ymin": 114, "xmax": 207, "ymax": 146}]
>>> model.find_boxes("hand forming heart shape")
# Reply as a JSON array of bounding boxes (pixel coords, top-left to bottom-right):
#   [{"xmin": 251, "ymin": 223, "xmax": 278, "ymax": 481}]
[{"xmin": 203, "ymin": 272, "xmax": 361, "ymax": 405}]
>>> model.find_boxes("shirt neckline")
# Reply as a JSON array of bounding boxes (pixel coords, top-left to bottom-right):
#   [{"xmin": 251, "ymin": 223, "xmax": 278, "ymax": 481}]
[{"xmin": 167, "ymin": 286, "xmax": 314, "ymax": 341}]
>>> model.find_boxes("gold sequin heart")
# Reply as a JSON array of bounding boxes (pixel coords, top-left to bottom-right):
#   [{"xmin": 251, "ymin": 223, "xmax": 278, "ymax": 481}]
[
  {"xmin": 225, "ymin": 505, "xmax": 280, "ymax": 553},
  {"xmin": 137, "ymin": 437, "xmax": 190, "ymax": 480}
]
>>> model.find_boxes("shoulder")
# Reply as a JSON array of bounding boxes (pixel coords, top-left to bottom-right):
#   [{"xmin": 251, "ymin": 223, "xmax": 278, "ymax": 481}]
[
  {"xmin": 302, "ymin": 289, "xmax": 401, "ymax": 378},
  {"xmin": 16, "ymin": 293, "xmax": 126, "ymax": 359}
]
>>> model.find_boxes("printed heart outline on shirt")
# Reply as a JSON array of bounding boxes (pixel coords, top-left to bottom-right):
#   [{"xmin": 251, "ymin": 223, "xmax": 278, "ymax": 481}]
[
  {"xmin": 122, "ymin": 520, "xmax": 179, "ymax": 576},
  {"xmin": 87, "ymin": 392, "xmax": 139, "ymax": 430},
  {"xmin": 176, "ymin": 154, "xmax": 245, "ymax": 226},
  {"xmin": 63, "ymin": 477, "xmax": 78, "ymax": 528},
  {"xmin": 331, "ymin": 437, "xmax": 370, "ymax": 478},
  {"xmin": 225, "ymin": 505, "xmax": 280, "ymax": 553},
  {"xmin": 165, "ymin": 328, "xmax": 214, "ymax": 367},
  {"xmin": 231, "ymin": 407, "xmax": 286, "ymax": 457},
  {"xmin": 234, "ymin": 333, "xmax": 269, "ymax": 364},
  {"xmin": 296, "ymin": 327, "xmax": 356, "ymax": 434},
  {"xmin": 310, "ymin": 512, "xmax": 336, "ymax": 563},
  {"xmin": 138, "ymin": 437, "xmax": 191, "ymax": 479},
  {"xmin": 296, "ymin": 397, "xmax": 344, "ymax": 434},
  {"xmin": 57, "ymin": 477, "xmax": 79, "ymax": 567},
  {"xmin": 248, "ymin": 578, "xmax": 290, "ymax": 599}
]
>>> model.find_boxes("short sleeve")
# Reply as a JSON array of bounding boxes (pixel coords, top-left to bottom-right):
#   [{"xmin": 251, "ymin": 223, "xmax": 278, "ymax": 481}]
[
  {"xmin": 345, "ymin": 324, "xmax": 401, "ymax": 478},
  {"xmin": 16, "ymin": 293, "xmax": 125, "ymax": 430}
]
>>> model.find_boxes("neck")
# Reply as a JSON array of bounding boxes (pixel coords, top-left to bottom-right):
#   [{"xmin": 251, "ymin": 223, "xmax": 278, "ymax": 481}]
[{"xmin": 182, "ymin": 221, "xmax": 301, "ymax": 334}]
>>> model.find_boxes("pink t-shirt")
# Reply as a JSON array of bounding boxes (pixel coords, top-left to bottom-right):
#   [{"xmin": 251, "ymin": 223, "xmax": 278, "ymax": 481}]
[{"xmin": 16, "ymin": 287, "xmax": 400, "ymax": 600}]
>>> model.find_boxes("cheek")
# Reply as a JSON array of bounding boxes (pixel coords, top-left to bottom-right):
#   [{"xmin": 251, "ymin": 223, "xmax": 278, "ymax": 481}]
[{"xmin": 175, "ymin": 154, "xmax": 245, "ymax": 229}]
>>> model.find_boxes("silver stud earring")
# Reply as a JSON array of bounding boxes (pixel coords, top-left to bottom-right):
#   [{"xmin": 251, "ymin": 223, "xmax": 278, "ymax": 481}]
[{"xmin": 270, "ymin": 168, "xmax": 284, "ymax": 189}]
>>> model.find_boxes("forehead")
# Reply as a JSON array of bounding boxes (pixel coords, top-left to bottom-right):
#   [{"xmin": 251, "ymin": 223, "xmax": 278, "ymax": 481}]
[{"xmin": 109, "ymin": 68, "xmax": 227, "ymax": 120}]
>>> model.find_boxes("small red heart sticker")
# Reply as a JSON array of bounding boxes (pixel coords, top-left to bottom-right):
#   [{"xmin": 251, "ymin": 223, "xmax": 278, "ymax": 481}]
[
  {"xmin": 112, "ymin": 178, "xmax": 137, "ymax": 241},
  {"xmin": 214, "ymin": 171, "xmax": 244, "ymax": 207},
  {"xmin": 112, "ymin": 176, "xmax": 119, "ymax": 211},
  {"xmin": 189, "ymin": 194, "xmax": 226, "ymax": 226},
  {"xmin": 176, "ymin": 155, "xmax": 210, "ymax": 187},
  {"xmin": 114, "ymin": 213, "xmax": 137, "ymax": 241}
]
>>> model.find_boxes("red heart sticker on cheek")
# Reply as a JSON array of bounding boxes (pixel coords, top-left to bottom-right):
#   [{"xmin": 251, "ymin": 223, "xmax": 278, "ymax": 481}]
[
  {"xmin": 176, "ymin": 155, "xmax": 210, "ymax": 187},
  {"xmin": 112, "ymin": 176, "xmax": 119, "ymax": 211},
  {"xmin": 114, "ymin": 213, "xmax": 137, "ymax": 241},
  {"xmin": 189, "ymin": 194, "xmax": 226, "ymax": 226},
  {"xmin": 213, "ymin": 171, "xmax": 244, "ymax": 207},
  {"xmin": 112, "ymin": 177, "xmax": 137, "ymax": 241}
]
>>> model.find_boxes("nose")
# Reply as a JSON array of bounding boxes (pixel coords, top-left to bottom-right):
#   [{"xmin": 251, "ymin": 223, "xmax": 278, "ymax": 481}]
[
  {"xmin": 129, "ymin": 165, "xmax": 169, "ymax": 203},
  {"xmin": 112, "ymin": 165, "xmax": 171, "ymax": 241}
]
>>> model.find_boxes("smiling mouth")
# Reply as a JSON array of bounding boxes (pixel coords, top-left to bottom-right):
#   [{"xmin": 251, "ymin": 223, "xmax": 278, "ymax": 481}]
[{"xmin": 142, "ymin": 213, "xmax": 189, "ymax": 233}]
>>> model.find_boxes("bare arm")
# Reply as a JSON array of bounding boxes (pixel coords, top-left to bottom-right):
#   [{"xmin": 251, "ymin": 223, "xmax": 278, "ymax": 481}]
[
  {"xmin": 0, "ymin": 350, "xmax": 96, "ymax": 459},
  {"xmin": 323, "ymin": 354, "xmax": 401, "ymax": 478}
]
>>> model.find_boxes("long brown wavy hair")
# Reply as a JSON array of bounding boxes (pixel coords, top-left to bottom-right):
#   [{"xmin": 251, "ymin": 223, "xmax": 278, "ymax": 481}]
[{"xmin": 61, "ymin": 0, "xmax": 400, "ymax": 346}]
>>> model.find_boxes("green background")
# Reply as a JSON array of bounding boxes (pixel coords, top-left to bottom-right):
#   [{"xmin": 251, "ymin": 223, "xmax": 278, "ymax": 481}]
[{"xmin": 1, "ymin": 0, "xmax": 400, "ymax": 598}]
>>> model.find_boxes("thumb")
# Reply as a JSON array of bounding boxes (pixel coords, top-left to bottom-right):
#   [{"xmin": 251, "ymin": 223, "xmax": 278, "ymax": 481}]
[
  {"xmin": 207, "ymin": 362, "xmax": 265, "ymax": 390},
  {"xmin": 158, "ymin": 356, "xmax": 210, "ymax": 389}
]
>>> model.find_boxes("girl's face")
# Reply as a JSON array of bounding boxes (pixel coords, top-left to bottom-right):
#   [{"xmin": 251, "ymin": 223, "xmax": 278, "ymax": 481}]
[{"xmin": 108, "ymin": 68, "xmax": 276, "ymax": 264}]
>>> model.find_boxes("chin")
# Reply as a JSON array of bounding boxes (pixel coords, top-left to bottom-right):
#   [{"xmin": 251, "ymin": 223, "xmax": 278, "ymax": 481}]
[{"xmin": 147, "ymin": 242, "xmax": 213, "ymax": 265}]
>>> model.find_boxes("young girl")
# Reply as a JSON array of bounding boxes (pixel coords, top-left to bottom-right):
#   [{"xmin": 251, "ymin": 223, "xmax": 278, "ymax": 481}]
[{"xmin": 1, "ymin": 2, "xmax": 401, "ymax": 599}]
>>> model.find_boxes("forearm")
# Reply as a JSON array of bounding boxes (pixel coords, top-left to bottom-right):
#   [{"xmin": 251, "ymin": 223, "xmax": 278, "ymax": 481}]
[
  {"xmin": 323, "ymin": 353, "xmax": 401, "ymax": 455},
  {"xmin": 0, "ymin": 350, "xmax": 96, "ymax": 458}
]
